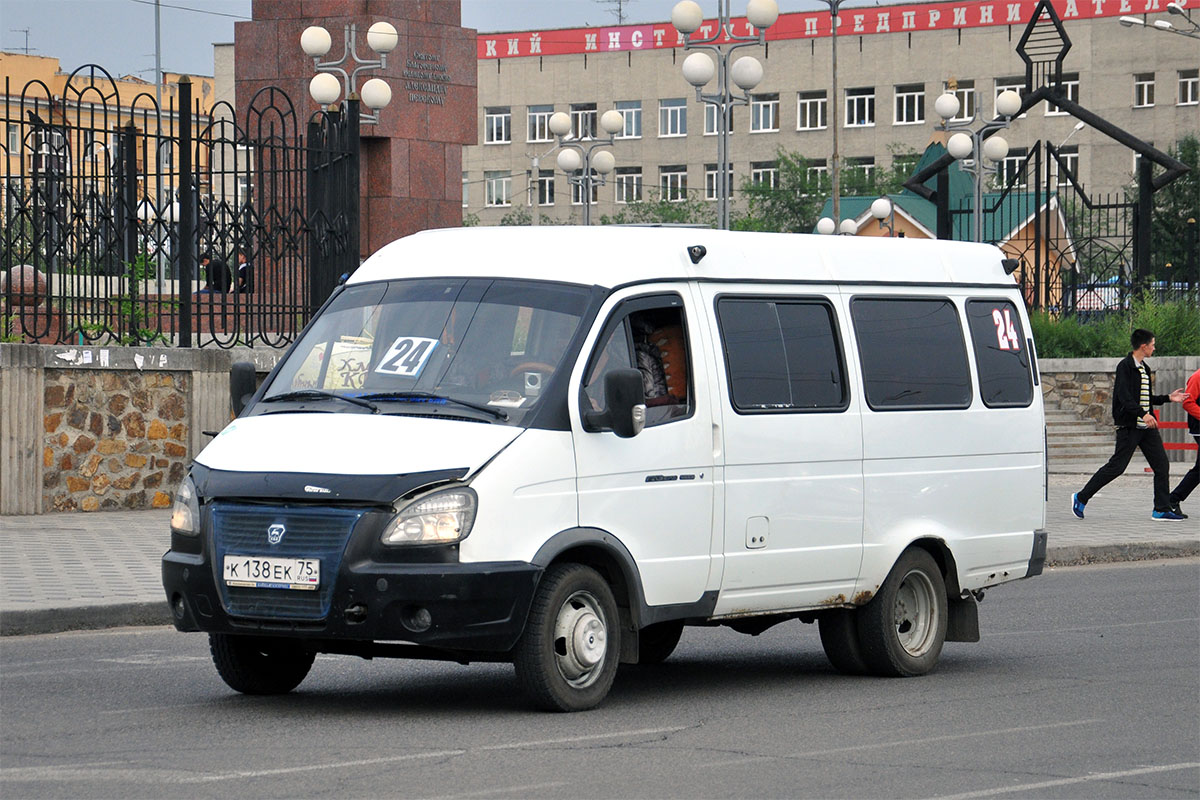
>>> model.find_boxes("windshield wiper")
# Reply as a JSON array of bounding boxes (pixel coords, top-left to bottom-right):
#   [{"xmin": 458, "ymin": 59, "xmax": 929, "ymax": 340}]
[
  {"xmin": 261, "ymin": 390, "xmax": 379, "ymax": 413},
  {"xmin": 358, "ymin": 391, "xmax": 508, "ymax": 421}
]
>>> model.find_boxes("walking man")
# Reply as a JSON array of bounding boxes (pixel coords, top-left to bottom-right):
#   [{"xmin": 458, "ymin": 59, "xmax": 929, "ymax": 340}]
[
  {"xmin": 1167, "ymin": 366, "xmax": 1200, "ymax": 518},
  {"xmin": 1072, "ymin": 329, "xmax": 1190, "ymax": 521}
]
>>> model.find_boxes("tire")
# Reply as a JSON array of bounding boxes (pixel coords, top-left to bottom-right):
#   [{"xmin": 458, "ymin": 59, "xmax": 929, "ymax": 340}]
[
  {"xmin": 209, "ymin": 633, "xmax": 315, "ymax": 695},
  {"xmin": 513, "ymin": 563, "xmax": 621, "ymax": 712},
  {"xmin": 637, "ymin": 620, "xmax": 685, "ymax": 665},
  {"xmin": 818, "ymin": 609, "xmax": 868, "ymax": 675},
  {"xmin": 857, "ymin": 548, "xmax": 948, "ymax": 677}
]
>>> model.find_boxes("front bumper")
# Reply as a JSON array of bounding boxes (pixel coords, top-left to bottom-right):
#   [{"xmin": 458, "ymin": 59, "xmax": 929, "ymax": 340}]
[{"xmin": 161, "ymin": 503, "xmax": 540, "ymax": 652}]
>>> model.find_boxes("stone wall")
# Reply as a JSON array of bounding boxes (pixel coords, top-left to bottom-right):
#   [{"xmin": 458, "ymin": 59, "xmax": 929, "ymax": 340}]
[
  {"xmin": 42, "ymin": 370, "xmax": 191, "ymax": 511},
  {"xmin": 1, "ymin": 344, "xmax": 279, "ymax": 515}
]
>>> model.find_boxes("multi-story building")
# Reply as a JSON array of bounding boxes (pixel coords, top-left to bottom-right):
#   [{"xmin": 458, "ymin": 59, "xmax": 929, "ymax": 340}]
[{"xmin": 463, "ymin": 0, "xmax": 1198, "ymax": 226}]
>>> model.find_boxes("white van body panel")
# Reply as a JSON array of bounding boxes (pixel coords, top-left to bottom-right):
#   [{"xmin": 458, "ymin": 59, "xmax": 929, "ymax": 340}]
[
  {"xmin": 195, "ymin": 414, "xmax": 521, "ymax": 476},
  {"xmin": 567, "ymin": 285, "xmax": 716, "ymax": 608},
  {"xmin": 458, "ymin": 429, "xmax": 579, "ymax": 565}
]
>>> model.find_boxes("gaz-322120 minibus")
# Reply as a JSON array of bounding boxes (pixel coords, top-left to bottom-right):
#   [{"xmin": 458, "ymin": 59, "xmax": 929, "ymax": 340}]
[{"xmin": 163, "ymin": 226, "xmax": 1047, "ymax": 711}]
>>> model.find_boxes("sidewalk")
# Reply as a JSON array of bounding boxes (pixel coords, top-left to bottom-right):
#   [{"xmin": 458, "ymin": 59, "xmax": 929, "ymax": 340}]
[{"xmin": 1, "ymin": 474, "xmax": 1196, "ymax": 636}]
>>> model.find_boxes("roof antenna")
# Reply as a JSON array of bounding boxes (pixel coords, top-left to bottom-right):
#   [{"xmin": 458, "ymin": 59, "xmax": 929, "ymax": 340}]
[{"xmin": 688, "ymin": 245, "xmax": 707, "ymax": 264}]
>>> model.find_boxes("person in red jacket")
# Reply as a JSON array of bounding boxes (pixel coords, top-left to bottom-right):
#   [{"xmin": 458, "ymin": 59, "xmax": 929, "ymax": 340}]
[
  {"xmin": 1168, "ymin": 367, "xmax": 1200, "ymax": 518},
  {"xmin": 1072, "ymin": 329, "xmax": 1190, "ymax": 521}
]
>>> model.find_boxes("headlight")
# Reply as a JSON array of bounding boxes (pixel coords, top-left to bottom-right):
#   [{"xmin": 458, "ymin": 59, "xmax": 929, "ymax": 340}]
[
  {"xmin": 381, "ymin": 487, "xmax": 477, "ymax": 546},
  {"xmin": 171, "ymin": 474, "xmax": 201, "ymax": 535}
]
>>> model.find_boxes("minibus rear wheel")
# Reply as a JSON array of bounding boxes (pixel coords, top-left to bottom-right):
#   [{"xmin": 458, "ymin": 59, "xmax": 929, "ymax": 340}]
[
  {"xmin": 856, "ymin": 548, "xmax": 948, "ymax": 677},
  {"xmin": 514, "ymin": 563, "xmax": 621, "ymax": 711},
  {"xmin": 209, "ymin": 633, "xmax": 315, "ymax": 695}
]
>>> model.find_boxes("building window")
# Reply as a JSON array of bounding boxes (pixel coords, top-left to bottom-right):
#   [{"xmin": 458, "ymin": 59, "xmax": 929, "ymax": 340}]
[
  {"xmin": 704, "ymin": 163, "xmax": 733, "ymax": 201},
  {"xmin": 851, "ymin": 297, "xmax": 972, "ymax": 411},
  {"xmin": 750, "ymin": 93, "xmax": 779, "ymax": 132},
  {"xmin": 805, "ymin": 161, "xmax": 828, "ymax": 194},
  {"xmin": 615, "ymin": 167, "xmax": 642, "ymax": 203},
  {"xmin": 484, "ymin": 107, "xmax": 511, "ymax": 144},
  {"xmin": 661, "ymin": 165, "xmax": 688, "ymax": 201},
  {"xmin": 1177, "ymin": 70, "xmax": 1197, "ymax": 106},
  {"xmin": 615, "ymin": 100, "xmax": 642, "ymax": 138},
  {"xmin": 797, "ymin": 91, "xmax": 827, "ymax": 130},
  {"xmin": 659, "ymin": 98, "xmax": 688, "ymax": 137},
  {"xmin": 571, "ymin": 172, "xmax": 598, "ymax": 205},
  {"xmin": 570, "ymin": 103, "xmax": 597, "ymax": 140},
  {"xmin": 1134, "ymin": 74, "xmax": 1155, "ymax": 108},
  {"xmin": 750, "ymin": 161, "xmax": 778, "ymax": 189},
  {"xmin": 997, "ymin": 148, "xmax": 1029, "ymax": 189},
  {"xmin": 485, "ymin": 170, "xmax": 511, "ymax": 206},
  {"xmin": 845, "ymin": 157, "xmax": 875, "ymax": 186},
  {"xmin": 527, "ymin": 105, "xmax": 553, "ymax": 142},
  {"xmin": 844, "ymin": 87, "xmax": 875, "ymax": 127},
  {"xmin": 6, "ymin": 124, "xmax": 18, "ymax": 153},
  {"xmin": 993, "ymin": 77, "xmax": 1027, "ymax": 118},
  {"xmin": 944, "ymin": 79, "xmax": 975, "ymax": 121},
  {"xmin": 1045, "ymin": 74, "xmax": 1080, "ymax": 116},
  {"xmin": 705, "ymin": 104, "xmax": 736, "ymax": 135},
  {"xmin": 535, "ymin": 169, "xmax": 554, "ymax": 206},
  {"xmin": 893, "ymin": 84, "xmax": 924, "ymax": 125},
  {"xmin": 461, "ymin": 171, "xmax": 469, "ymax": 207},
  {"xmin": 1051, "ymin": 145, "xmax": 1079, "ymax": 187}
]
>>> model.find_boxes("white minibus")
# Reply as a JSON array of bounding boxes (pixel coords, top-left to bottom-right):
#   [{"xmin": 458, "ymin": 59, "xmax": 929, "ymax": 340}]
[{"xmin": 163, "ymin": 226, "xmax": 1047, "ymax": 711}]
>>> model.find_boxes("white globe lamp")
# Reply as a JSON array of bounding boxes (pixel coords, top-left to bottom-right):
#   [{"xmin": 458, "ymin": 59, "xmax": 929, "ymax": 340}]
[
  {"xmin": 947, "ymin": 132, "xmax": 974, "ymax": 160},
  {"xmin": 870, "ymin": 197, "xmax": 893, "ymax": 221},
  {"xmin": 360, "ymin": 78, "xmax": 392, "ymax": 110},
  {"xmin": 982, "ymin": 135, "xmax": 1010, "ymax": 162},
  {"xmin": 548, "ymin": 111, "xmax": 572, "ymax": 137},
  {"xmin": 746, "ymin": 0, "xmax": 780, "ymax": 29},
  {"xmin": 600, "ymin": 110, "xmax": 624, "ymax": 135},
  {"xmin": 816, "ymin": 217, "xmax": 836, "ymax": 235},
  {"xmin": 730, "ymin": 56, "xmax": 763, "ymax": 91},
  {"xmin": 300, "ymin": 26, "xmax": 332, "ymax": 58},
  {"xmin": 592, "ymin": 151, "xmax": 616, "ymax": 174},
  {"xmin": 682, "ymin": 52, "xmax": 716, "ymax": 87},
  {"xmin": 366, "ymin": 21, "xmax": 399, "ymax": 54},
  {"xmin": 671, "ymin": 1, "xmax": 704, "ymax": 34},
  {"xmin": 995, "ymin": 89, "xmax": 1022, "ymax": 118},
  {"xmin": 838, "ymin": 218, "xmax": 858, "ymax": 235},
  {"xmin": 556, "ymin": 148, "xmax": 582, "ymax": 173},
  {"xmin": 934, "ymin": 93, "xmax": 961, "ymax": 121},
  {"xmin": 309, "ymin": 72, "xmax": 341, "ymax": 105}
]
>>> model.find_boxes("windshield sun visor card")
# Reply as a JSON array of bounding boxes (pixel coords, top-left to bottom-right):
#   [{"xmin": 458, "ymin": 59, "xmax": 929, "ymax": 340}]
[{"xmin": 374, "ymin": 336, "xmax": 439, "ymax": 378}]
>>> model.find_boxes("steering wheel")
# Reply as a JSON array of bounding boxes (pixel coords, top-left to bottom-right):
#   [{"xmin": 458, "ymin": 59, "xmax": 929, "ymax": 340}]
[{"xmin": 510, "ymin": 362, "xmax": 556, "ymax": 377}]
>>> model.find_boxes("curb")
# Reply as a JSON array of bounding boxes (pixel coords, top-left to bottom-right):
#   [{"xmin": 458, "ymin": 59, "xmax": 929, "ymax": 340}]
[
  {"xmin": 2, "ymin": 544, "xmax": 1198, "ymax": 637},
  {"xmin": 0, "ymin": 601, "xmax": 171, "ymax": 637}
]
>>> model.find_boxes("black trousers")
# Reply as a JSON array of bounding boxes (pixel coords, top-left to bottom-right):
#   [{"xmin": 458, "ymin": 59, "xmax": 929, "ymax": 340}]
[
  {"xmin": 1169, "ymin": 436, "xmax": 1199, "ymax": 507},
  {"xmin": 1079, "ymin": 426, "xmax": 1172, "ymax": 511}
]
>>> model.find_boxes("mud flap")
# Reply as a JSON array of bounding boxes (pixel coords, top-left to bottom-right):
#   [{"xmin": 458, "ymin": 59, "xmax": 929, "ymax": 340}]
[{"xmin": 946, "ymin": 595, "xmax": 980, "ymax": 642}]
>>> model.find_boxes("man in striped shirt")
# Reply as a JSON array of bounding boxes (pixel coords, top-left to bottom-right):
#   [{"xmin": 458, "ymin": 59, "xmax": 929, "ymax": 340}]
[{"xmin": 1072, "ymin": 329, "xmax": 1190, "ymax": 521}]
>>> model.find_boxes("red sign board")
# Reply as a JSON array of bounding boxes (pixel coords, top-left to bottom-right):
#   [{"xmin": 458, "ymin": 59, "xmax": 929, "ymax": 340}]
[{"xmin": 477, "ymin": 0, "xmax": 1157, "ymax": 58}]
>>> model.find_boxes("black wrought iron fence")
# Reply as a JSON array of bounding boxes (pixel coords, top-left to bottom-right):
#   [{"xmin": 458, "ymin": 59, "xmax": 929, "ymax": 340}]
[{"xmin": 1, "ymin": 65, "xmax": 357, "ymax": 348}]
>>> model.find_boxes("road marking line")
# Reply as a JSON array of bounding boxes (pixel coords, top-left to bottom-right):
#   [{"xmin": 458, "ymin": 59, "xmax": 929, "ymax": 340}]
[
  {"xmin": 182, "ymin": 726, "xmax": 688, "ymax": 783},
  {"xmin": 930, "ymin": 762, "xmax": 1200, "ymax": 799},
  {"xmin": 988, "ymin": 617, "xmax": 1199, "ymax": 636},
  {"xmin": 427, "ymin": 781, "xmax": 568, "ymax": 799},
  {"xmin": 704, "ymin": 719, "xmax": 1100, "ymax": 768}
]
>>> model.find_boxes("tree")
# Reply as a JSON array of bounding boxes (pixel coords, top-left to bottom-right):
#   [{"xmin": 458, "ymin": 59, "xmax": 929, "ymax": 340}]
[
  {"xmin": 1146, "ymin": 135, "xmax": 1199, "ymax": 284},
  {"xmin": 598, "ymin": 188, "xmax": 715, "ymax": 227},
  {"xmin": 731, "ymin": 145, "xmax": 918, "ymax": 233}
]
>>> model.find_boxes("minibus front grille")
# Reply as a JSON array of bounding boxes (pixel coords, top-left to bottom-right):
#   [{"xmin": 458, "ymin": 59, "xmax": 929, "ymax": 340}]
[{"xmin": 210, "ymin": 503, "xmax": 365, "ymax": 620}]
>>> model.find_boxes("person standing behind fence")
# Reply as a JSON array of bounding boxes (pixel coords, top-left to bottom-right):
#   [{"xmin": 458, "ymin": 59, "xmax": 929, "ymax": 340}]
[
  {"xmin": 235, "ymin": 249, "xmax": 254, "ymax": 293},
  {"xmin": 1167, "ymin": 367, "xmax": 1200, "ymax": 518},
  {"xmin": 1072, "ymin": 329, "xmax": 1190, "ymax": 522},
  {"xmin": 197, "ymin": 251, "xmax": 231, "ymax": 294}
]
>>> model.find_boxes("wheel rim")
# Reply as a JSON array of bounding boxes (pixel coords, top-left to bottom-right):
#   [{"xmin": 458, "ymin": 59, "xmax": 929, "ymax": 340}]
[
  {"xmin": 893, "ymin": 569, "xmax": 939, "ymax": 657},
  {"xmin": 552, "ymin": 590, "xmax": 608, "ymax": 688}
]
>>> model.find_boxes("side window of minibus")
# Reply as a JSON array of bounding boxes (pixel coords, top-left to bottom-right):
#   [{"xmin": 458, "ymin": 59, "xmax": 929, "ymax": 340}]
[{"xmin": 582, "ymin": 299, "xmax": 693, "ymax": 427}]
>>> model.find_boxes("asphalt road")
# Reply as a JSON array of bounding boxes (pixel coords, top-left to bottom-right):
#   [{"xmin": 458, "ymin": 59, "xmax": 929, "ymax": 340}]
[{"xmin": 2, "ymin": 559, "xmax": 1198, "ymax": 800}]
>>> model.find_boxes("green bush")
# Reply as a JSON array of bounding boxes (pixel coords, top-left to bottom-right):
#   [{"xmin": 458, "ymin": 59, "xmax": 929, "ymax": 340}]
[{"xmin": 1030, "ymin": 296, "xmax": 1200, "ymax": 358}]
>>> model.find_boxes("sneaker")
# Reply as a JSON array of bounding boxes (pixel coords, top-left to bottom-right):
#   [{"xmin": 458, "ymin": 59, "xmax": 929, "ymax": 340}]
[
  {"xmin": 1151, "ymin": 509, "xmax": 1185, "ymax": 521},
  {"xmin": 1170, "ymin": 504, "xmax": 1188, "ymax": 519},
  {"xmin": 1071, "ymin": 493, "xmax": 1085, "ymax": 519}
]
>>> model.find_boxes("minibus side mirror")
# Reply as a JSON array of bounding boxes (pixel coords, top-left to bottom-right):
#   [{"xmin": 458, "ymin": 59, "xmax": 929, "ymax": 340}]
[
  {"xmin": 584, "ymin": 369, "xmax": 646, "ymax": 438},
  {"xmin": 230, "ymin": 361, "xmax": 257, "ymax": 417}
]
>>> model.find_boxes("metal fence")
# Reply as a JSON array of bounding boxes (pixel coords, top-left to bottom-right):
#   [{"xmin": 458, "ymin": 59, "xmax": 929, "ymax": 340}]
[{"xmin": 1, "ymin": 65, "xmax": 357, "ymax": 348}]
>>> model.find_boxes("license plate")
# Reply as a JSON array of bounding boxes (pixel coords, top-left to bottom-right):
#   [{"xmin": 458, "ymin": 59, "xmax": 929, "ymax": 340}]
[{"xmin": 223, "ymin": 555, "xmax": 320, "ymax": 590}]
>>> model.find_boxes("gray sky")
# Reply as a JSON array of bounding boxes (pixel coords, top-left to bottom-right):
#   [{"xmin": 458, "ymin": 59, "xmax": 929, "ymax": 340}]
[{"xmin": 0, "ymin": 0, "xmax": 754, "ymax": 79}]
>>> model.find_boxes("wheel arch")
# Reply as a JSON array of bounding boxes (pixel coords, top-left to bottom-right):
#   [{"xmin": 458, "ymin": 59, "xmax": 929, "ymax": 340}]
[
  {"xmin": 531, "ymin": 528, "xmax": 647, "ymax": 630},
  {"xmin": 907, "ymin": 536, "xmax": 963, "ymax": 599}
]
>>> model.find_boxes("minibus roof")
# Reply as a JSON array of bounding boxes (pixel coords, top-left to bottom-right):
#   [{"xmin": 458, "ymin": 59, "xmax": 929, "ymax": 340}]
[{"xmin": 351, "ymin": 226, "xmax": 1016, "ymax": 289}]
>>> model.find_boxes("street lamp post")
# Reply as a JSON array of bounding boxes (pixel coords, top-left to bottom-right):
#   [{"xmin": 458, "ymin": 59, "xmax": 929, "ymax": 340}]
[
  {"xmin": 818, "ymin": 0, "xmax": 844, "ymax": 225},
  {"xmin": 870, "ymin": 196, "xmax": 896, "ymax": 236},
  {"xmin": 672, "ymin": 0, "xmax": 779, "ymax": 230},
  {"xmin": 301, "ymin": 22, "xmax": 398, "ymax": 122},
  {"xmin": 1119, "ymin": 1, "xmax": 1200, "ymax": 38},
  {"xmin": 548, "ymin": 109, "xmax": 623, "ymax": 226},
  {"xmin": 935, "ymin": 89, "xmax": 1022, "ymax": 243}
]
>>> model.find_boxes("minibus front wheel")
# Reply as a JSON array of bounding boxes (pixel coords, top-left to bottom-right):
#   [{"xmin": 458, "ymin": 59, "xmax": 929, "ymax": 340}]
[
  {"xmin": 209, "ymin": 633, "xmax": 316, "ymax": 695},
  {"xmin": 513, "ymin": 563, "xmax": 621, "ymax": 711},
  {"xmin": 857, "ymin": 548, "xmax": 948, "ymax": 677}
]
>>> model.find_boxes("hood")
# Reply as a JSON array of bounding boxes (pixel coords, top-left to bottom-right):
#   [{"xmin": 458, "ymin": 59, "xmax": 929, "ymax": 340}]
[{"xmin": 196, "ymin": 413, "xmax": 523, "ymax": 476}]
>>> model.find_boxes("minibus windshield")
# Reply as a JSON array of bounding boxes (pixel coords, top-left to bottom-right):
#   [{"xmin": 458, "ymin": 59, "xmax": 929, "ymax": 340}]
[{"xmin": 261, "ymin": 278, "xmax": 592, "ymax": 425}]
